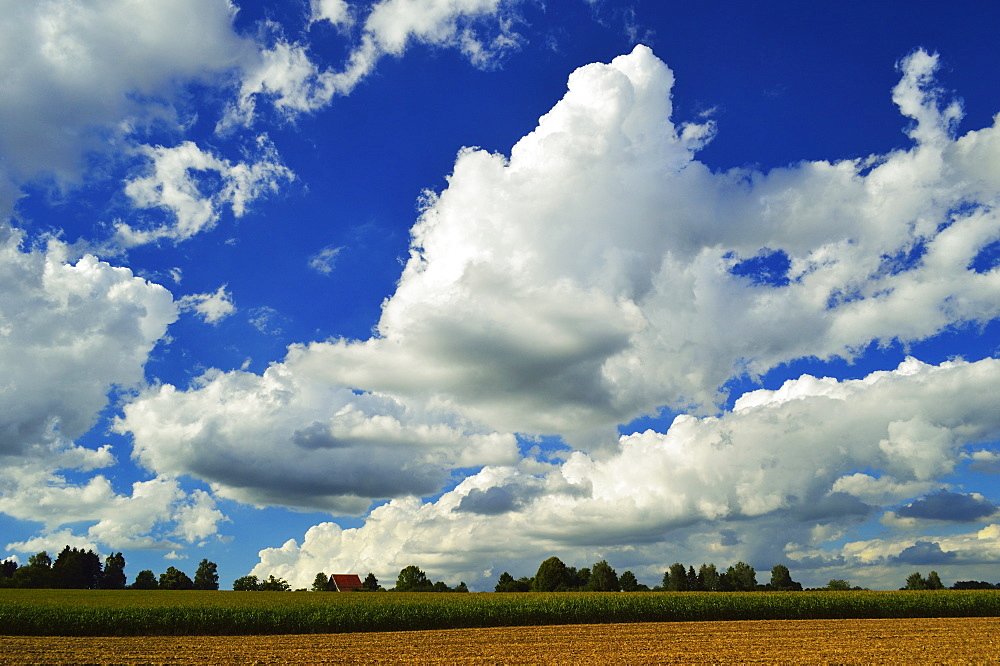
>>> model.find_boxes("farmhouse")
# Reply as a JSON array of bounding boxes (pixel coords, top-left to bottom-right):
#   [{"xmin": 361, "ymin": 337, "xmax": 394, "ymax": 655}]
[{"xmin": 330, "ymin": 574, "xmax": 363, "ymax": 592}]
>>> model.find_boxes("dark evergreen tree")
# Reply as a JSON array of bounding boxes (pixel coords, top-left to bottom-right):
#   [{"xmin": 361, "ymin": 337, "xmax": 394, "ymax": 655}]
[
  {"xmin": 193, "ymin": 559, "xmax": 219, "ymax": 590},
  {"xmin": 686, "ymin": 566, "xmax": 700, "ymax": 591},
  {"xmin": 495, "ymin": 571, "xmax": 519, "ymax": 592},
  {"xmin": 0, "ymin": 559, "xmax": 18, "ymax": 586},
  {"xmin": 362, "ymin": 572, "xmax": 379, "ymax": 592},
  {"xmin": 101, "ymin": 552, "xmax": 127, "ymax": 590},
  {"xmin": 52, "ymin": 547, "xmax": 103, "ymax": 589}
]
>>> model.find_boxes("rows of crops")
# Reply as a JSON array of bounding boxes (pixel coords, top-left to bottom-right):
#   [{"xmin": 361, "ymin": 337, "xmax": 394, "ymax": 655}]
[{"xmin": 1, "ymin": 589, "xmax": 998, "ymax": 636}]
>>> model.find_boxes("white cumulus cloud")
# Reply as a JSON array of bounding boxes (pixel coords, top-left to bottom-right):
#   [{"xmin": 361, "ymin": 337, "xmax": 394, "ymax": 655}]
[
  {"xmin": 116, "ymin": 359, "xmax": 520, "ymax": 513},
  {"xmin": 178, "ymin": 285, "xmax": 236, "ymax": 325},
  {"xmin": 116, "ymin": 137, "xmax": 294, "ymax": 246},
  {"xmin": 248, "ymin": 358, "xmax": 1000, "ymax": 590},
  {"xmin": 0, "ymin": 224, "xmax": 176, "ymax": 456},
  {"xmin": 224, "ymin": 0, "xmax": 523, "ymax": 127},
  {"xmin": 0, "ymin": 0, "xmax": 249, "ymax": 206},
  {"xmin": 271, "ymin": 46, "xmax": 1000, "ymax": 445},
  {"xmin": 111, "ymin": 46, "xmax": 1000, "ymax": 587}
]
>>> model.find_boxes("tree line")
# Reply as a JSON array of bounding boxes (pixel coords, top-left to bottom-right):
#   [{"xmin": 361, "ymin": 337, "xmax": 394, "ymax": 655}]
[
  {"xmin": 493, "ymin": 557, "xmax": 797, "ymax": 593},
  {"xmin": 902, "ymin": 570, "xmax": 998, "ymax": 590},
  {"xmin": 493, "ymin": 557, "xmax": 1000, "ymax": 593},
  {"xmin": 4, "ymin": 547, "xmax": 997, "ymax": 592},
  {"xmin": 0, "ymin": 547, "xmax": 219, "ymax": 590},
  {"xmin": 238, "ymin": 567, "xmax": 470, "ymax": 593}
]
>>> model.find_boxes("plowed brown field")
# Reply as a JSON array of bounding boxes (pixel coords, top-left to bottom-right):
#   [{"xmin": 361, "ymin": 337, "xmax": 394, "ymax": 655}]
[{"xmin": 2, "ymin": 617, "xmax": 997, "ymax": 664}]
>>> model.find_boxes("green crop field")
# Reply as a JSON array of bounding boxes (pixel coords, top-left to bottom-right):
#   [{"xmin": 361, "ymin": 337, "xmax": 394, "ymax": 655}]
[{"xmin": 1, "ymin": 589, "xmax": 998, "ymax": 636}]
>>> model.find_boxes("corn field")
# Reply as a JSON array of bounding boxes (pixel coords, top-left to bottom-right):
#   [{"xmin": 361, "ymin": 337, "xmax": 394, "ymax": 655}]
[{"xmin": 1, "ymin": 589, "xmax": 998, "ymax": 636}]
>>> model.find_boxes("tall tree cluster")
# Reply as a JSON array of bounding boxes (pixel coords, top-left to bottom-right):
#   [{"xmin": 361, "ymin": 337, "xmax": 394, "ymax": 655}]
[
  {"xmin": 493, "ymin": 558, "xmax": 809, "ymax": 593},
  {"xmin": 393, "ymin": 565, "xmax": 468, "ymax": 592},
  {"xmin": 0, "ymin": 546, "xmax": 219, "ymax": 591},
  {"xmin": 496, "ymin": 557, "xmax": 641, "ymax": 592}
]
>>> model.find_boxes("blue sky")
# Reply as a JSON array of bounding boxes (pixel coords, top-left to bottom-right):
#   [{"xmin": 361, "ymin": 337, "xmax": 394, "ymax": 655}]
[{"xmin": 2, "ymin": 0, "xmax": 1000, "ymax": 591}]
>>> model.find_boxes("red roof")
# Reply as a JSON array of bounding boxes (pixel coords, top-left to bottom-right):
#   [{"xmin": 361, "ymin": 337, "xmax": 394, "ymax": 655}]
[{"xmin": 331, "ymin": 574, "xmax": 363, "ymax": 591}]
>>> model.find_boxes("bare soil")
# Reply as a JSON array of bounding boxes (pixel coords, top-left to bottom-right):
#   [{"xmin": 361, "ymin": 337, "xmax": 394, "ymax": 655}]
[{"xmin": 2, "ymin": 617, "xmax": 998, "ymax": 664}]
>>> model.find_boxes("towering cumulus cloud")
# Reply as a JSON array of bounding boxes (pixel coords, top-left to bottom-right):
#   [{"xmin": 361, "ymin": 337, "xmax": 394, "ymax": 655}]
[
  {"xmin": 0, "ymin": 0, "xmax": 247, "ymax": 203},
  {"xmin": 0, "ymin": 225, "xmax": 219, "ymax": 554},
  {"xmin": 116, "ymin": 46, "xmax": 1000, "ymax": 589},
  {"xmin": 0, "ymin": 227, "xmax": 176, "ymax": 456}
]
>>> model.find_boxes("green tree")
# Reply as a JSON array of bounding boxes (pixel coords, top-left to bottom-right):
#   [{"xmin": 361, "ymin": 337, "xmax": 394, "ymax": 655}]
[
  {"xmin": 725, "ymin": 562, "xmax": 757, "ymax": 591},
  {"xmin": 769, "ymin": 564, "xmax": 802, "ymax": 591},
  {"xmin": 395, "ymin": 565, "xmax": 433, "ymax": 592},
  {"xmin": 825, "ymin": 579, "xmax": 852, "ymax": 591},
  {"xmin": 495, "ymin": 571, "xmax": 519, "ymax": 592},
  {"xmin": 193, "ymin": 559, "xmax": 220, "ymax": 590},
  {"xmin": 532, "ymin": 557, "xmax": 569, "ymax": 592},
  {"xmin": 951, "ymin": 580, "xmax": 995, "ymax": 590},
  {"xmin": 100, "ymin": 553, "xmax": 127, "ymax": 590},
  {"xmin": 926, "ymin": 571, "xmax": 945, "ymax": 590},
  {"xmin": 619, "ymin": 570, "xmax": 640, "ymax": 592},
  {"xmin": 259, "ymin": 575, "xmax": 291, "ymax": 591},
  {"xmin": 698, "ymin": 564, "xmax": 721, "ymax": 592},
  {"xmin": 131, "ymin": 570, "xmax": 158, "ymax": 590},
  {"xmin": 904, "ymin": 572, "xmax": 928, "ymax": 590},
  {"xmin": 496, "ymin": 574, "xmax": 532, "ymax": 592},
  {"xmin": 432, "ymin": 580, "xmax": 452, "ymax": 592},
  {"xmin": 362, "ymin": 572, "xmax": 380, "ymax": 592},
  {"xmin": 312, "ymin": 572, "xmax": 331, "ymax": 591},
  {"xmin": 667, "ymin": 563, "xmax": 688, "ymax": 591},
  {"xmin": 159, "ymin": 566, "xmax": 193, "ymax": 590},
  {"xmin": 232, "ymin": 575, "xmax": 261, "ymax": 591},
  {"xmin": 53, "ymin": 546, "xmax": 102, "ymax": 589},
  {"xmin": 454, "ymin": 581, "xmax": 469, "ymax": 593},
  {"xmin": 686, "ymin": 566, "xmax": 700, "ymax": 591},
  {"xmin": 0, "ymin": 559, "xmax": 17, "ymax": 587},
  {"xmin": 587, "ymin": 560, "xmax": 620, "ymax": 592},
  {"xmin": 29, "ymin": 551, "xmax": 52, "ymax": 568},
  {"xmin": 12, "ymin": 551, "xmax": 53, "ymax": 588}
]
